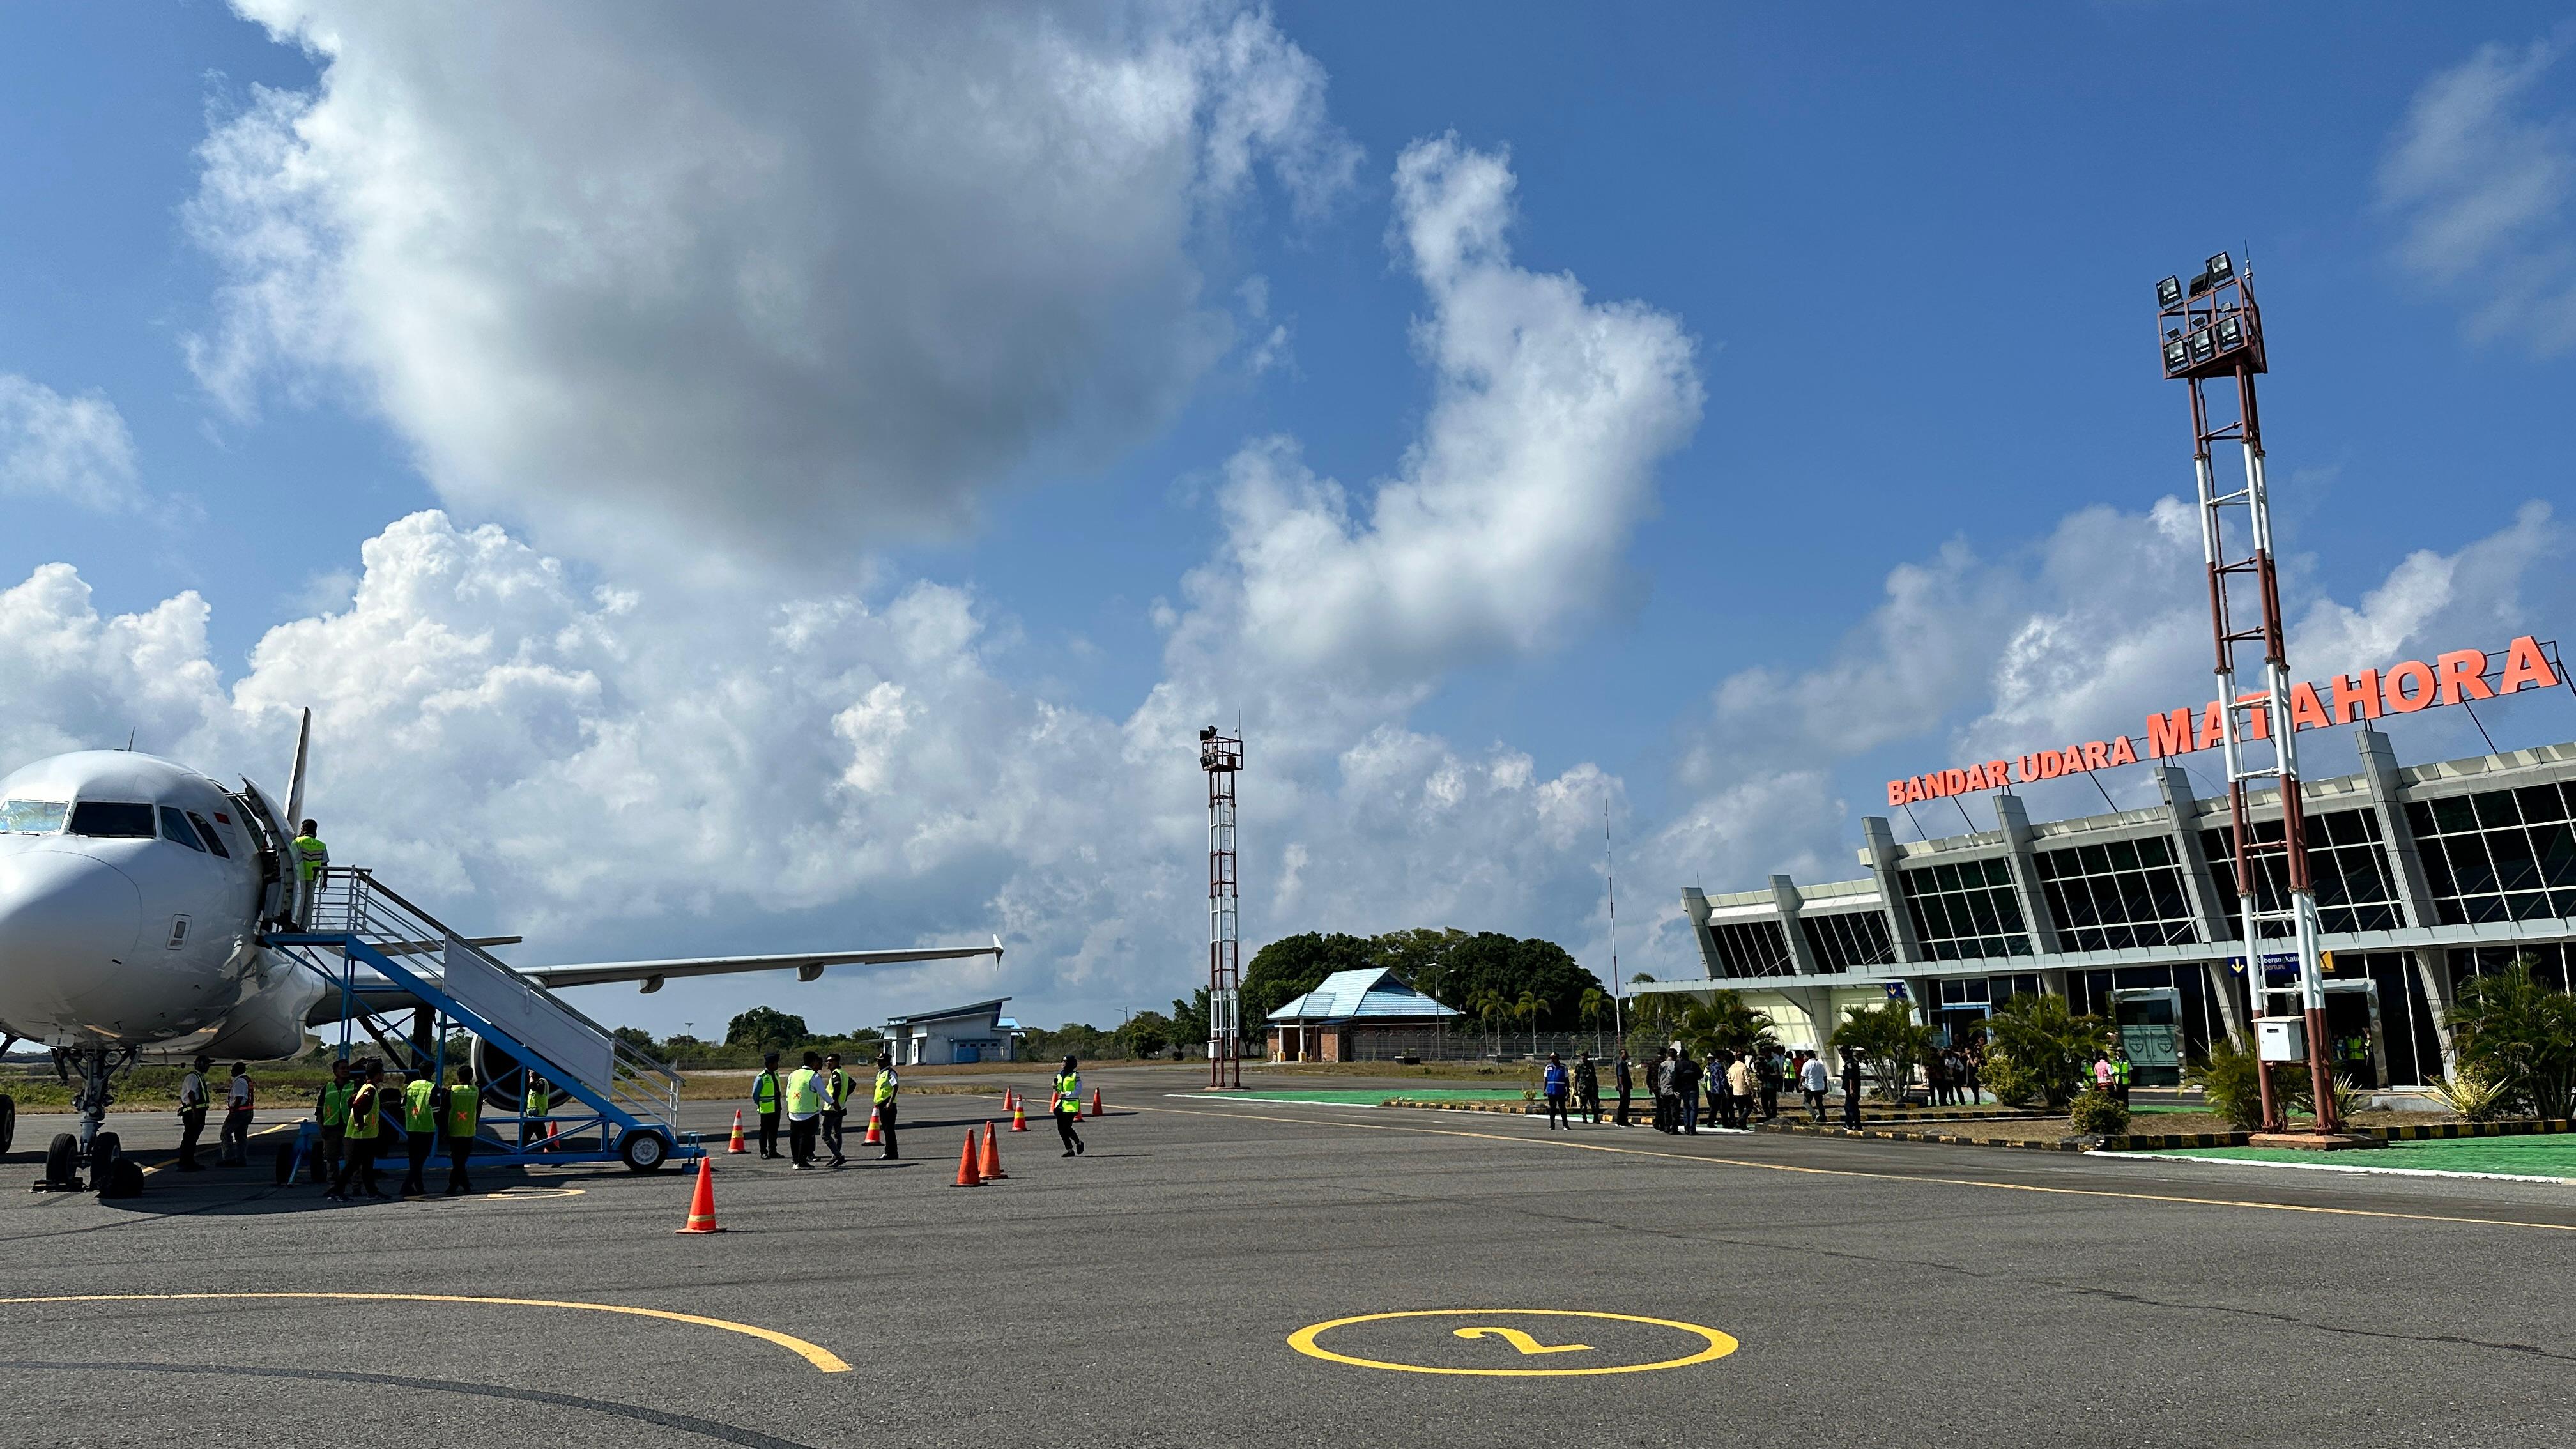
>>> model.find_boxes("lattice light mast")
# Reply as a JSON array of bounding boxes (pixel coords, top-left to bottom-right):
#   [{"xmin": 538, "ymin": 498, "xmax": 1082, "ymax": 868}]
[
  {"xmin": 2155, "ymin": 252, "xmax": 2339, "ymax": 1133},
  {"xmin": 1199, "ymin": 726, "xmax": 1244, "ymax": 1089}
]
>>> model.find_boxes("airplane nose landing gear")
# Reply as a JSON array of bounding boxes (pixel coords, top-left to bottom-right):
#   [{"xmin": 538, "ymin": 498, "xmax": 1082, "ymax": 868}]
[{"xmin": 34, "ymin": 1045, "xmax": 139, "ymax": 1195}]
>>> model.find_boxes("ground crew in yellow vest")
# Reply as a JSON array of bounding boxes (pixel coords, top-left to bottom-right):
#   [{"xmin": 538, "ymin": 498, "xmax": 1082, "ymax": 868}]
[
  {"xmin": 785, "ymin": 1052, "xmax": 824, "ymax": 1170},
  {"xmin": 818, "ymin": 1052, "xmax": 856, "ymax": 1168},
  {"xmin": 314, "ymin": 1058, "xmax": 355, "ymax": 1187},
  {"xmin": 329, "ymin": 1062, "xmax": 387, "ymax": 1202},
  {"xmin": 871, "ymin": 1054, "xmax": 900, "ymax": 1162},
  {"xmin": 291, "ymin": 818, "xmax": 328, "ymax": 928},
  {"xmin": 521, "ymin": 1073, "xmax": 553, "ymax": 1147},
  {"xmin": 397, "ymin": 1069, "xmax": 439, "ymax": 1195},
  {"xmin": 440, "ymin": 1064, "xmax": 480, "ymax": 1194},
  {"xmin": 2110, "ymin": 1053, "xmax": 2132, "ymax": 1105},
  {"xmin": 1051, "ymin": 1055, "xmax": 1085, "ymax": 1158},
  {"xmin": 752, "ymin": 1053, "xmax": 783, "ymax": 1158}
]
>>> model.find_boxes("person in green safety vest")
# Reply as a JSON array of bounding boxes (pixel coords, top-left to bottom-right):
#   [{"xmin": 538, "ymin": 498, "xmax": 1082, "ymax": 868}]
[
  {"xmin": 751, "ymin": 1052, "xmax": 783, "ymax": 1159},
  {"xmin": 397, "ymin": 1069, "xmax": 439, "ymax": 1196},
  {"xmin": 313, "ymin": 1059, "xmax": 354, "ymax": 1190},
  {"xmin": 291, "ymin": 818, "xmax": 329, "ymax": 928},
  {"xmin": 1051, "ymin": 1055, "xmax": 1085, "ymax": 1158},
  {"xmin": 871, "ymin": 1054, "xmax": 900, "ymax": 1162},
  {"xmin": 2110, "ymin": 1052, "xmax": 2133, "ymax": 1107},
  {"xmin": 785, "ymin": 1051, "xmax": 824, "ymax": 1170},
  {"xmin": 328, "ymin": 1061, "xmax": 386, "ymax": 1202},
  {"xmin": 818, "ymin": 1052, "xmax": 855, "ymax": 1169},
  {"xmin": 440, "ymin": 1064, "xmax": 482, "ymax": 1195},
  {"xmin": 522, "ymin": 1073, "xmax": 551, "ymax": 1148}
]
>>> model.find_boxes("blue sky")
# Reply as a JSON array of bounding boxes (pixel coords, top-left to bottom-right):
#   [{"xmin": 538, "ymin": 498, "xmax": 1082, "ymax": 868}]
[{"xmin": 3, "ymin": 3, "xmax": 2573, "ymax": 1031}]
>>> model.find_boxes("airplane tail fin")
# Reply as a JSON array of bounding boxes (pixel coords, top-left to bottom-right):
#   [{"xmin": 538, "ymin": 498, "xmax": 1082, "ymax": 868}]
[{"xmin": 282, "ymin": 708, "xmax": 312, "ymax": 831}]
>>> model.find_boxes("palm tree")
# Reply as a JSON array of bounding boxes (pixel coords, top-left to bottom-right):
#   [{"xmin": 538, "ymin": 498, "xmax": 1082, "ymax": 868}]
[
  {"xmin": 1468, "ymin": 988, "xmax": 1506, "ymax": 1057},
  {"xmin": 1579, "ymin": 988, "xmax": 1609, "ymax": 1054},
  {"xmin": 1514, "ymin": 990, "xmax": 1545, "ymax": 1055}
]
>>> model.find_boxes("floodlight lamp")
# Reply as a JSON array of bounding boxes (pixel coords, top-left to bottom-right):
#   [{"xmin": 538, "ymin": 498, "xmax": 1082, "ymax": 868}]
[
  {"xmin": 2204, "ymin": 252, "xmax": 2233, "ymax": 284},
  {"xmin": 1199, "ymin": 725, "xmax": 1217, "ymax": 740},
  {"xmin": 2156, "ymin": 275, "xmax": 2183, "ymax": 309},
  {"xmin": 2188, "ymin": 328, "xmax": 2217, "ymax": 364},
  {"xmin": 2215, "ymin": 314, "xmax": 2244, "ymax": 348},
  {"xmin": 2163, "ymin": 338, "xmax": 2189, "ymax": 372}
]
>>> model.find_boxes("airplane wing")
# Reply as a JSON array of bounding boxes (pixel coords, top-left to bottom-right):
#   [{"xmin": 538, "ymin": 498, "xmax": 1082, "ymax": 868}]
[{"xmin": 518, "ymin": 938, "xmax": 1005, "ymax": 993}]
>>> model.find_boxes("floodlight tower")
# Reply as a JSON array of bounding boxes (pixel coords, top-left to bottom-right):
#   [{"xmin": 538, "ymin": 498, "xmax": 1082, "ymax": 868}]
[
  {"xmin": 2154, "ymin": 252, "xmax": 2338, "ymax": 1134},
  {"xmin": 1199, "ymin": 726, "xmax": 1244, "ymax": 1089}
]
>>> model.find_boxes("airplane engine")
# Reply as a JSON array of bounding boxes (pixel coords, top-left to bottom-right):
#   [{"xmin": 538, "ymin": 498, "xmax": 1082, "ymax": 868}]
[
  {"xmin": 197, "ymin": 963, "xmax": 326, "ymax": 1060},
  {"xmin": 471, "ymin": 1036, "xmax": 566, "ymax": 1112}
]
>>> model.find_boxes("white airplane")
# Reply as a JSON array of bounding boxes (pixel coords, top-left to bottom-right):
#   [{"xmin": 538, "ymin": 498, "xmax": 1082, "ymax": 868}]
[{"xmin": 0, "ymin": 711, "xmax": 1002, "ymax": 1184}]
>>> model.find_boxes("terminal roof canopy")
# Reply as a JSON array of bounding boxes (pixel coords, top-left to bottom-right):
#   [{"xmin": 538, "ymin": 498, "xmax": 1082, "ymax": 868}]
[{"xmin": 1266, "ymin": 969, "xmax": 1462, "ymax": 1024}]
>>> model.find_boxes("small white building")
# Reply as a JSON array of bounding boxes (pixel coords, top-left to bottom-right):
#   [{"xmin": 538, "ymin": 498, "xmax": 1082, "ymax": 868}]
[{"xmin": 885, "ymin": 997, "xmax": 1022, "ymax": 1065}]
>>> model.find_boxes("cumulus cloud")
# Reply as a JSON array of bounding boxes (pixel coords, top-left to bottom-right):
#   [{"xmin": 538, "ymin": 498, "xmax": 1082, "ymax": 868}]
[
  {"xmin": 2379, "ymin": 36, "xmax": 2576, "ymax": 355},
  {"xmin": 1164, "ymin": 137, "xmax": 1701, "ymax": 726},
  {"xmin": 186, "ymin": 0, "xmax": 1357, "ymax": 572},
  {"xmin": 0, "ymin": 374, "xmax": 141, "ymax": 511},
  {"xmin": 1674, "ymin": 498, "xmax": 2576, "ymax": 861}
]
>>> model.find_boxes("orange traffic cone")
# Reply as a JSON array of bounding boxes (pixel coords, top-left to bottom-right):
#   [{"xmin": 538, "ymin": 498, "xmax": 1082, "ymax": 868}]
[
  {"xmin": 1089, "ymin": 1087, "xmax": 1106, "ymax": 1118},
  {"xmin": 862, "ymin": 1109, "xmax": 883, "ymax": 1146},
  {"xmin": 726, "ymin": 1110, "xmax": 747, "ymax": 1154},
  {"xmin": 979, "ymin": 1121, "xmax": 1008, "ymax": 1180},
  {"xmin": 1010, "ymin": 1100, "xmax": 1029, "ymax": 1132},
  {"xmin": 951, "ymin": 1131, "xmax": 983, "ymax": 1187},
  {"xmin": 675, "ymin": 1158, "xmax": 724, "ymax": 1234},
  {"xmin": 1002, "ymin": 1088, "xmax": 1016, "ymax": 1114}
]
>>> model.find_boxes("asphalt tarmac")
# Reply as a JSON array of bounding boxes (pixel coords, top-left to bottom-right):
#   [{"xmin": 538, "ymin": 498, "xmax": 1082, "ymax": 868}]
[{"xmin": 3, "ymin": 1062, "xmax": 2572, "ymax": 1447}]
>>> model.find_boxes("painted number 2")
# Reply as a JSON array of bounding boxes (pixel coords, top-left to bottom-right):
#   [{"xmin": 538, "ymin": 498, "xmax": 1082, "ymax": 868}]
[{"xmin": 1453, "ymin": 1326, "xmax": 1593, "ymax": 1356}]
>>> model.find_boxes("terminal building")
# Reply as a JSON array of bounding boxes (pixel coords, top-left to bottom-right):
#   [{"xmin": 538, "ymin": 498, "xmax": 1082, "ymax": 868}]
[{"xmin": 1652, "ymin": 725, "xmax": 2576, "ymax": 1089}]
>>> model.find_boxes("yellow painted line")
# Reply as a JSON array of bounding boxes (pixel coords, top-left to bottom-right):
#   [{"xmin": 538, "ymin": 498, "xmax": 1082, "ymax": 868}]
[
  {"xmin": 1289, "ymin": 1308, "xmax": 1736, "ymax": 1377},
  {"xmin": 0, "ymin": 1292, "xmax": 851, "ymax": 1374},
  {"xmin": 1144, "ymin": 1102, "xmax": 2576, "ymax": 1235}
]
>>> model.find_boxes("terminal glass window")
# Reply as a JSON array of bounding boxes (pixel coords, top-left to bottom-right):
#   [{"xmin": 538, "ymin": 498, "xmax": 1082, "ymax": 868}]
[
  {"xmin": 1707, "ymin": 918, "xmax": 1796, "ymax": 977},
  {"xmin": 2200, "ymin": 808, "xmax": 2402, "ymax": 937},
  {"xmin": 1899, "ymin": 857, "xmax": 2032, "ymax": 961},
  {"xmin": 1800, "ymin": 910, "xmax": 1892, "ymax": 974},
  {"xmin": 2035, "ymin": 836, "xmax": 2198, "ymax": 951},
  {"xmin": 2408, "ymin": 783, "xmax": 2576, "ymax": 926}
]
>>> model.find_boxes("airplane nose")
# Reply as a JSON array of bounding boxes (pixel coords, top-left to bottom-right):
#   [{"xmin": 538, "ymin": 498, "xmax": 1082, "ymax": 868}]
[{"xmin": 0, "ymin": 850, "xmax": 144, "ymax": 1017}]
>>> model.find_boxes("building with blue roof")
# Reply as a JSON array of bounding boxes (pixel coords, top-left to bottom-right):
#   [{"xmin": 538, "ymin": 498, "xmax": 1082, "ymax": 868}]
[{"xmin": 1266, "ymin": 968, "xmax": 1462, "ymax": 1062}]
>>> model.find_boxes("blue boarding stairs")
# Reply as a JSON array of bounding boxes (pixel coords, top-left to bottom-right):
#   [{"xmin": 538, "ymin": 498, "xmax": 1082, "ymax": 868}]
[{"xmin": 265, "ymin": 868, "xmax": 701, "ymax": 1177}]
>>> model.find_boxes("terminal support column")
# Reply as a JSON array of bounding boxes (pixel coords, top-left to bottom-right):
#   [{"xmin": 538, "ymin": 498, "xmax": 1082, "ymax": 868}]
[
  {"xmin": 1989, "ymin": 792, "xmax": 2063, "ymax": 956},
  {"xmin": 1857, "ymin": 817, "xmax": 1923, "ymax": 965},
  {"xmin": 2155, "ymin": 763, "xmax": 2248, "ymax": 1045},
  {"xmin": 2351, "ymin": 730, "xmax": 2458, "ymax": 1077}
]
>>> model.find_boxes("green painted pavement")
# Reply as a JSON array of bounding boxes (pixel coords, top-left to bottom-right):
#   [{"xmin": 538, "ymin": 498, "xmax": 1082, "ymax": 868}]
[{"xmin": 2144, "ymin": 1135, "xmax": 2576, "ymax": 1178}]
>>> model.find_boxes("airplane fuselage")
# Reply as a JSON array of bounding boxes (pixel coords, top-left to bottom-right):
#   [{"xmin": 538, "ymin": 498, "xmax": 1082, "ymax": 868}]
[{"xmin": 0, "ymin": 751, "xmax": 318, "ymax": 1055}]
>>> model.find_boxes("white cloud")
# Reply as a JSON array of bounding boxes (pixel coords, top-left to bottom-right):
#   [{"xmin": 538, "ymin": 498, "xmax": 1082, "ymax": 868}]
[
  {"xmin": 1164, "ymin": 136, "xmax": 1701, "ymax": 728},
  {"xmin": 186, "ymin": 0, "xmax": 1357, "ymax": 574},
  {"xmin": 2379, "ymin": 36, "xmax": 2576, "ymax": 355},
  {"xmin": 0, "ymin": 374, "xmax": 141, "ymax": 511}
]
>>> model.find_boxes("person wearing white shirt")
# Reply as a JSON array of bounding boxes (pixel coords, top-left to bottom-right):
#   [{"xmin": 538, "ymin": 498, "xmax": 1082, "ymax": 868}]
[
  {"xmin": 176, "ymin": 1055, "xmax": 211, "ymax": 1172},
  {"xmin": 1799, "ymin": 1051, "xmax": 1832, "ymax": 1123},
  {"xmin": 220, "ymin": 1062, "xmax": 256, "ymax": 1167}
]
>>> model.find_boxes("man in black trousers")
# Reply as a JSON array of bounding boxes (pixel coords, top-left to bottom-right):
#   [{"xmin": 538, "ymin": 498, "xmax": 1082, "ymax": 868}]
[
  {"xmin": 1613, "ymin": 1050, "xmax": 1634, "ymax": 1126},
  {"xmin": 1840, "ymin": 1048, "xmax": 1864, "ymax": 1129}
]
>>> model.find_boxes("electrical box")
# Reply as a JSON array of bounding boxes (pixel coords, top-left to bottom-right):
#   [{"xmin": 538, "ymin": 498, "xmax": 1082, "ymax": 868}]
[{"xmin": 2257, "ymin": 1017, "xmax": 2306, "ymax": 1062}]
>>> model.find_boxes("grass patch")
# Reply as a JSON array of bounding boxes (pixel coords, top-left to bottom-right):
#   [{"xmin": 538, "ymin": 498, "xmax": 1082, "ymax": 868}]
[{"xmin": 2147, "ymin": 1135, "xmax": 2576, "ymax": 1177}]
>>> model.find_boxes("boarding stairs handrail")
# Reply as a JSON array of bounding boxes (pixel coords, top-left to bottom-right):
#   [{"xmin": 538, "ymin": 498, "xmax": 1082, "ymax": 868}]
[{"xmin": 271, "ymin": 868, "xmax": 686, "ymax": 1150}]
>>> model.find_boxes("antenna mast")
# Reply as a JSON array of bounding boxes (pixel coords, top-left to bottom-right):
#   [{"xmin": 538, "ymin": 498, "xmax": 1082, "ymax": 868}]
[{"xmin": 1603, "ymin": 799, "xmax": 1623, "ymax": 1041}]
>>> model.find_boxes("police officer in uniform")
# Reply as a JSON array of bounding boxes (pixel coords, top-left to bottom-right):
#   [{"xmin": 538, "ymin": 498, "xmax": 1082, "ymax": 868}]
[
  {"xmin": 1051, "ymin": 1055, "xmax": 1087, "ymax": 1157},
  {"xmin": 314, "ymin": 1058, "xmax": 355, "ymax": 1186},
  {"xmin": 751, "ymin": 1052, "xmax": 783, "ymax": 1158},
  {"xmin": 291, "ymin": 818, "xmax": 328, "ymax": 928},
  {"xmin": 397, "ymin": 1068, "xmax": 439, "ymax": 1195},
  {"xmin": 871, "ymin": 1053, "xmax": 900, "ymax": 1161},
  {"xmin": 176, "ymin": 1054, "xmax": 211, "ymax": 1171},
  {"xmin": 440, "ymin": 1064, "xmax": 481, "ymax": 1194}
]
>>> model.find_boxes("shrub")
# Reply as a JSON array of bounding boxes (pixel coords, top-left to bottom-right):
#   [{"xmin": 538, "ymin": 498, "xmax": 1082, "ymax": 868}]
[
  {"xmin": 2430, "ymin": 1062, "xmax": 2514, "ymax": 1123},
  {"xmin": 2448, "ymin": 962, "xmax": 2576, "ymax": 1119},
  {"xmin": 1830, "ymin": 1002, "xmax": 1936, "ymax": 1103},
  {"xmin": 1980, "ymin": 1053, "xmax": 2040, "ymax": 1108},
  {"xmin": 2067, "ymin": 1089, "xmax": 2130, "ymax": 1137},
  {"xmin": 2184, "ymin": 1034, "xmax": 2315, "ymax": 1130},
  {"xmin": 1982, "ymin": 993, "xmax": 2108, "ymax": 1108}
]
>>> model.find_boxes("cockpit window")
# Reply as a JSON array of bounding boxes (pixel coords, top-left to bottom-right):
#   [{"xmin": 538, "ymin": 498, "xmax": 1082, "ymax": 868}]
[
  {"xmin": 187, "ymin": 811, "xmax": 231, "ymax": 859},
  {"xmin": 160, "ymin": 807, "xmax": 208, "ymax": 852},
  {"xmin": 0, "ymin": 800, "xmax": 68, "ymax": 834},
  {"xmin": 66, "ymin": 802, "xmax": 156, "ymax": 838}
]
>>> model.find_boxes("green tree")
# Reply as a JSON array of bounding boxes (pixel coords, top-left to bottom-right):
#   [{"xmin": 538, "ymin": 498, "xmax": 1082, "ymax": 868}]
[
  {"xmin": 1579, "ymin": 988, "xmax": 1611, "ymax": 1050},
  {"xmin": 1513, "ymin": 989, "xmax": 1545, "ymax": 1054},
  {"xmin": 2448, "ymin": 960, "xmax": 2576, "ymax": 1119},
  {"xmin": 1830, "ymin": 1001, "xmax": 1937, "ymax": 1104},
  {"xmin": 1432, "ymin": 932, "xmax": 1602, "ymax": 1029},
  {"xmin": 1170, "ymin": 990, "xmax": 1209, "ymax": 1055},
  {"xmin": 1678, "ymin": 990, "xmax": 1775, "ymax": 1059},
  {"xmin": 725, "ymin": 1007, "xmax": 811, "ymax": 1052},
  {"xmin": 1371, "ymin": 926, "xmax": 1469, "ymax": 997},
  {"xmin": 1981, "ymin": 993, "xmax": 2108, "ymax": 1109},
  {"xmin": 1118, "ymin": 1010, "xmax": 1176, "ymax": 1060},
  {"xmin": 1467, "ymin": 988, "xmax": 1508, "ymax": 1056}
]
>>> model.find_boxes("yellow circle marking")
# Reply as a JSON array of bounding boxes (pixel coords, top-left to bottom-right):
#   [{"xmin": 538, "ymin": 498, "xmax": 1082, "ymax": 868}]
[
  {"xmin": 1288, "ymin": 1309, "xmax": 1736, "ymax": 1377},
  {"xmin": 469, "ymin": 1186, "xmax": 586, "ymax": 1202},
  {"xmin": 0, "ymin": 1292, "xmax": 850, "ymax": 1374}
]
